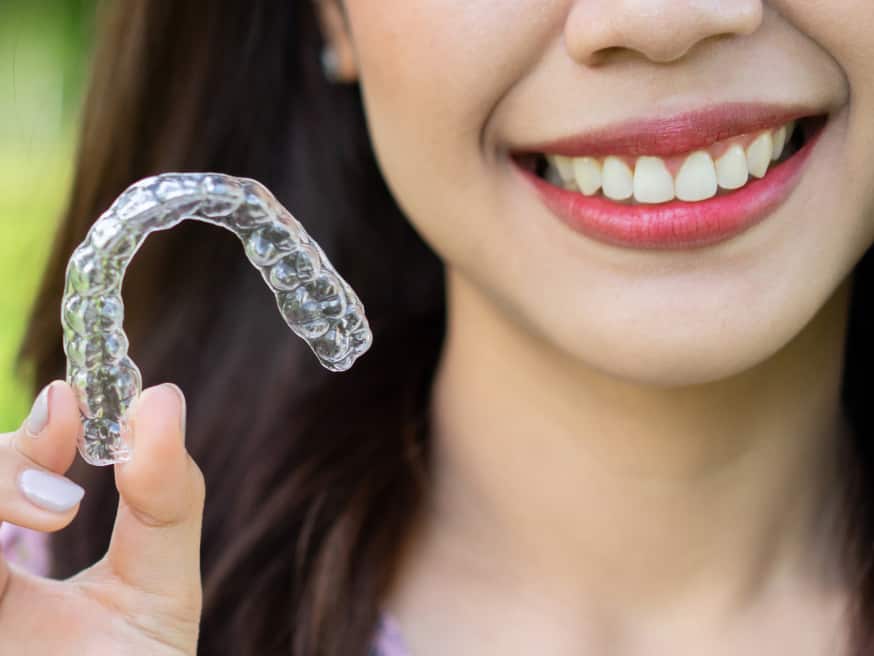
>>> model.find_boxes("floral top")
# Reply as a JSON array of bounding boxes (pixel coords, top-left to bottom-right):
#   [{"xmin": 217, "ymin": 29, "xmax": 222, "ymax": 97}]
[{"xmin": 0, "ymin": 522, "xmax": 411, "ymax": 655}]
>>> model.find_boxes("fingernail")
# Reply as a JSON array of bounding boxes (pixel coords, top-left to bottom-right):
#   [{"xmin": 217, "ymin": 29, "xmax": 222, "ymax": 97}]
[
  {"xmin": 24, "ymin": 383, "xmax": 53, "ymax": 437},
  {"xmin": 18, "ymin": 469, "xmax": 85, "ymax": 513},
  {"xmin": 162, "ymin": 383, "xmax": 187, "ymax": 436}
]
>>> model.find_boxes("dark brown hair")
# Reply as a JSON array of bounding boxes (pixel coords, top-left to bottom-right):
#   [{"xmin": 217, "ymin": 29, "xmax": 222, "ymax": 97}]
[
  {"xmin": 18, "ymin": 1, "xmax": 874, "ymax": 654},
  {"xmin": 20, "ymin": 1, "xmax": 442, "ymax": 654}
]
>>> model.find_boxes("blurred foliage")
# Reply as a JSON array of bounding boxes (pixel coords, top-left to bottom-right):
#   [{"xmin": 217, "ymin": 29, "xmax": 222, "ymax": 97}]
[{"xmin": 0, "ymin": 0, "xmax": 97, "ymax": 428}]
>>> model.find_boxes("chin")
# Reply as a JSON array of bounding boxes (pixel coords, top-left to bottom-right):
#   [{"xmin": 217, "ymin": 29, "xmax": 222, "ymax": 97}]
[{"xmin": 530, "ymin": 307, "xmax": 820, "ymax": 389}]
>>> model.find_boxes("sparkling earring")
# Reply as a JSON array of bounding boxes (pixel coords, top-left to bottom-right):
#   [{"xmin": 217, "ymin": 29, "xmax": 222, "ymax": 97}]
[{"xmin": 320, "ymin": 46, "xmax": 341, "ymax": 82}]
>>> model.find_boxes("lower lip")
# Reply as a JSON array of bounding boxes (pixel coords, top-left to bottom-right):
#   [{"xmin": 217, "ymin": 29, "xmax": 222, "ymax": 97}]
[{"xmin": 516, "ymin": 125, "xmax": 824, "ymax": 250}]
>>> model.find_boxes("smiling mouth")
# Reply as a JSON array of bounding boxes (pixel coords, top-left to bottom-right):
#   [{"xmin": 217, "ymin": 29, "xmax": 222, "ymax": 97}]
[{"xmin": 514, "ymin": 114, "xmax": 828, "ymax": 206}]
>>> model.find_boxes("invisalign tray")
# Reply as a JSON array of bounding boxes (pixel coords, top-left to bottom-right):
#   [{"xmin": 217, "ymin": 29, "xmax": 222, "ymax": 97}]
[{"xmin": 61, "ymin": 172, "xmax": 373, "ymax": 466}]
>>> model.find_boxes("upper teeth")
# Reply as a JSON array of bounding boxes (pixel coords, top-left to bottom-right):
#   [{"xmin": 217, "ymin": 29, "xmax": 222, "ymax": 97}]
[{"xmin": 545, "ymin": 120, "xmax": 796, "ymax": 204}]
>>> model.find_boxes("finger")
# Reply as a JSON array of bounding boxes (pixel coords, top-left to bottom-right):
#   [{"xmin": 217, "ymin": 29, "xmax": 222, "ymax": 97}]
[
  {"xmin": 4, "ymin": 380, "xmax": 81, "ymax": 475},
  {"xmin": 0, "ymin": 381, "xmax": 85, "ymax": 533},
  {"xmin": 106, "ymin": 383, "xmax": 204, "ymax": 607}
]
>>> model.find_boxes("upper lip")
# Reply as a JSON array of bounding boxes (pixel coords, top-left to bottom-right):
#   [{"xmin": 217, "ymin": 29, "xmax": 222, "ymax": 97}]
[{"xmin": 516, "ymin": 102, "xmax": 824, "ymax": 159}]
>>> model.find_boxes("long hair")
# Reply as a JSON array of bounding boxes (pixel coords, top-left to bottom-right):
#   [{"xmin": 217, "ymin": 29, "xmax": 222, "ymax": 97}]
[
  {"xmin": 20, "ymin": 2, "xmax": 442, "ymax": 654},
  {"xmin": 18, "ymin": 1, "xmax": 874, "ymax": 654}
]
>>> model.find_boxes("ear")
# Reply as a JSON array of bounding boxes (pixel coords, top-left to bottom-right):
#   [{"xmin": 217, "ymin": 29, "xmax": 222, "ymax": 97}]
[{"xmin": 314, "ymin": 0, "xmax": 359, "ymax": 83}]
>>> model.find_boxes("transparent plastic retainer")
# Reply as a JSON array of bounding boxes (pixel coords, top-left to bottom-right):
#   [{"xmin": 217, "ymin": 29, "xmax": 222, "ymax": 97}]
[{"xmin": 61, "ymin": 173, "xmax": 373, "ymax": 466}]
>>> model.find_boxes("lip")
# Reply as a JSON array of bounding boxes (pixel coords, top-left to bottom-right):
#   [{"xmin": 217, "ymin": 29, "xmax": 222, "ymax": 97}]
[
  {"xmin": 515, "ymin": 114, "xmax": 827, "ymax": 251},
  {"xmin": 518, "ymin": 102, "xmax": 818, "ymax": 159}
]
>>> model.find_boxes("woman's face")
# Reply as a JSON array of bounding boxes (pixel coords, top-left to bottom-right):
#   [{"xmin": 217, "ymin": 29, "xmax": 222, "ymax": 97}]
[{"xmin": 338, "ymin": 2, "xmax": 872, "ymax": 385}]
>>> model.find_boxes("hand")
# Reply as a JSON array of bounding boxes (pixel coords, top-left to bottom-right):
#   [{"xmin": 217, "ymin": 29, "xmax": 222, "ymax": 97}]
[{"xmin": 0, "ymin": 381, "xmax": 205, "ymax": 655}]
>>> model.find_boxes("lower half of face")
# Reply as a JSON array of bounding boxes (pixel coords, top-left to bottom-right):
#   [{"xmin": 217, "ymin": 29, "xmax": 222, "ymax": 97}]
[{"xmin": 346, "ymin": 1, "xmax": 874, "ymax": 386}]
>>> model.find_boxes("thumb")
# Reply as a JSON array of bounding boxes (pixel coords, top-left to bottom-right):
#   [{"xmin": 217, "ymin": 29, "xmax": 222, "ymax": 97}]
[{"xmin": 105, "ymin": 383, "xmax": 204, "ymax": 613}]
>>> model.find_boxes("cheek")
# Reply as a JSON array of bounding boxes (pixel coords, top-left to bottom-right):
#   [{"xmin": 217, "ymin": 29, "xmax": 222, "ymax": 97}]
[
  {"xmin": 347, "ymin": 1, "xmax": 558, "ymax": 124},
  {"xmin": 773, "ymin": 0, "xmax": 874, "ymax": 199},
  {"xmin": 774, "ymin": 1, "xmax": 874, "ymax": 66},
  {"xmin": 348, "ymin": 0, "xmax": 506, "ymax": 153},
  {"xmin": 344, "ymin": 0, "xmax": 560, "ymax": 258}
]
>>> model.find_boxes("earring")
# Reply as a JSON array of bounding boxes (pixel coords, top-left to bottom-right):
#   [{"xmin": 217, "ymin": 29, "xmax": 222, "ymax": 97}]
[{"xmin": 320, "ymin": 46, "xmax": 341, "ymax": 83}]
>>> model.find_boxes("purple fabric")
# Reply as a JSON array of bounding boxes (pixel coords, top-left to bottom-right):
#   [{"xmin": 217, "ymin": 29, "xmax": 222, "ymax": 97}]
[
  {"xmin": 0, "ymin": 522, "xmax": 51, "ymax": 577},
  {"xmin": 0, "ymin": 522, "xmax": 410, "ymax": 654},
  {"xmin": 371, "ymin": 612, "xmax": 411, "ymax": 656}
]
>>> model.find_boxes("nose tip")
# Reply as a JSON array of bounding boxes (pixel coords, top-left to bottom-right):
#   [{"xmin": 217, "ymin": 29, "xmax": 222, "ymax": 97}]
[{"xmin": 564, "ymin": 0, "xmax": 763, "ymax": 66}]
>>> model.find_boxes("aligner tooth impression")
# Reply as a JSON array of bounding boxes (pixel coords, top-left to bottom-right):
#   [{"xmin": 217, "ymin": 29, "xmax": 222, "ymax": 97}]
[{"xmin": 62, "ymin": 172, "xmax": 374, "ymax": 466}]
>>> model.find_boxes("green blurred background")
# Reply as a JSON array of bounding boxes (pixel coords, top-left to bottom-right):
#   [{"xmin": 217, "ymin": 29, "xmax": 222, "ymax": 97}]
[{"xmin": 0, "ymin": 0, "xmax": 96, "ymax": 428}]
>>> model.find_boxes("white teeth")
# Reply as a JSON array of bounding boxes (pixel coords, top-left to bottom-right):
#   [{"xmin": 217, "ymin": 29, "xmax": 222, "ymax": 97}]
[
  {"xmin": 785, "ymin": 120, "xmax": 796, "ymax": 146},
  {"xmin": 573, "ymin": 157, "xmax": 602, "ymax": 196},
  {"xmin": 633, "ymin": 156, "xmax": 674, "ymax": 203},
  {"xmin": 544, "ymin": 162, "xmax": 565, "ymax": 187},
  {"xmin": 746, "ymin": 131, "xmax": 773, "ymax": 178},
  {"xmin": 675, "ymin": 151, "xmax": 718, "ymax": 202},
  {"xmin": 550, "ymin": 155, "xmax": 575, "ymax": 183},
  {"xmin": 602, "ymin": 156, "xmax": 634, "ymax": 201},
  {"xmin": 540, "ymin": 120, "xmax": 798, "ymax": 204},
  {"xmin": 771, "ymin": 125, "xmax": 787, "ymax": 161},
  {"xmin": 715, "ymin": 144, "xmax": 749, "ymax": 190}
]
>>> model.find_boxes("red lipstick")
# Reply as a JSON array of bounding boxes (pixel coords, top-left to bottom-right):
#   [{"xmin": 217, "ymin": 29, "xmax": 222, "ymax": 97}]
[
  {"xmin": 523, "ymin": 102, "xmax": 817, "ymax": 158},
  {"xmin": 514, "ymin": 106, "xmax": 828, "ymax": 250}
]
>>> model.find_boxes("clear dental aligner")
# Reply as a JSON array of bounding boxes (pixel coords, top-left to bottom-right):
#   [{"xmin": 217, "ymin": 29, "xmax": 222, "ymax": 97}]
[{"xmin": 61, "ymin": 172, "xmax": 373, "ymax": 466}]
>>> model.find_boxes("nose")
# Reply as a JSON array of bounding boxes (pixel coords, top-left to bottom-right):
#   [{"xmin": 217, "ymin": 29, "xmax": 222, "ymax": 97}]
[{"xmin": 564, "ymin": 0, "xmax": 763, "ymax": 66}]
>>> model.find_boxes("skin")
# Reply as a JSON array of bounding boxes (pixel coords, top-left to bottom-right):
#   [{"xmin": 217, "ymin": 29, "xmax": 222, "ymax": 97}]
[
  {"xmin": 318, "ymin": 1, "xmax": 874, "ymax": 654},
  {"xmin": 0, "ymin": 382, "xmax": 203, "ymax": 654},
  {"xmin": 0, "ymin": 2, "xmax": 870, "ymax": 654}
]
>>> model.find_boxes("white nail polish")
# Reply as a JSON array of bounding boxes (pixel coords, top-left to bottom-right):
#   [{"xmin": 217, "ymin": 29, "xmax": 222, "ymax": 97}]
[
  {"xmin": 24, "ymin": 384, "xmax": 51, "ymax": 437},
  {"xmin": 19, "ymin": 469, "xmax": 84, "ymax": 513}
]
